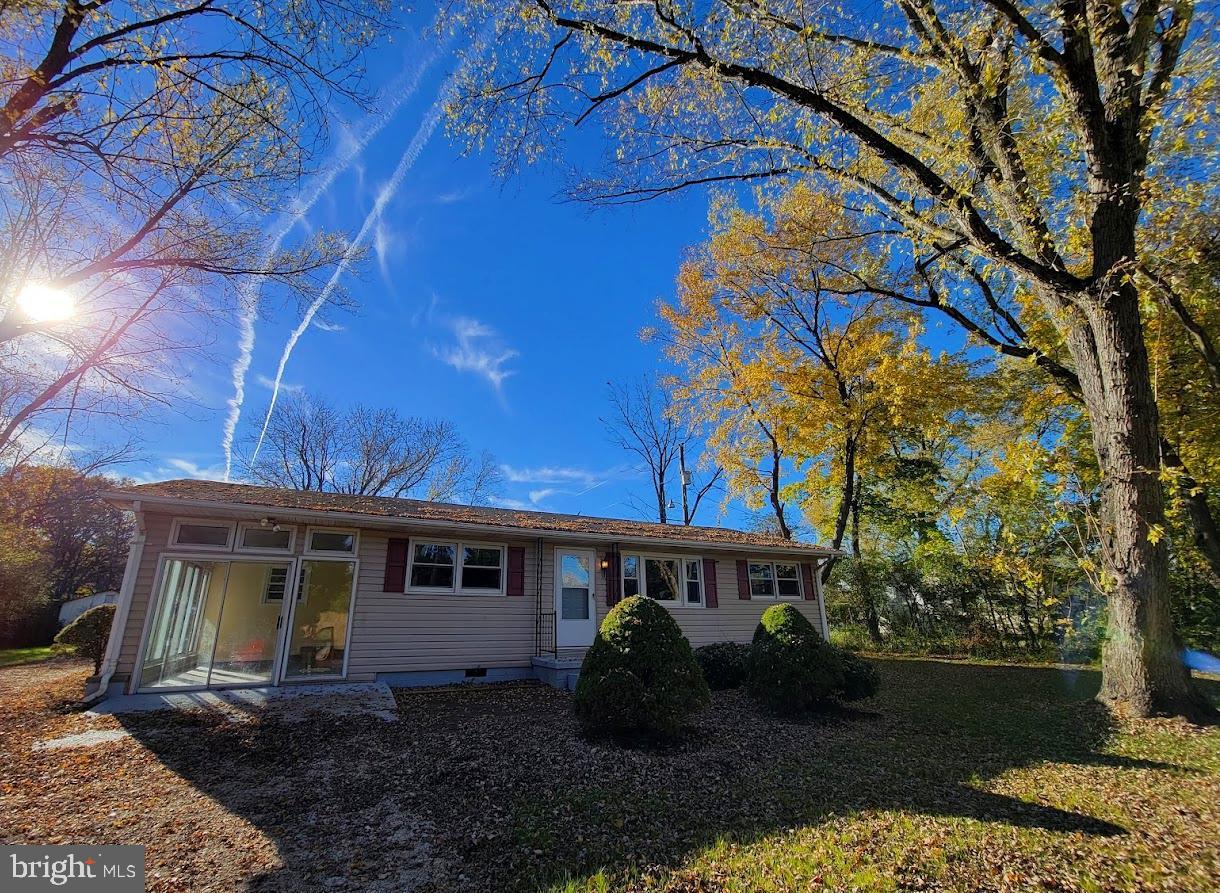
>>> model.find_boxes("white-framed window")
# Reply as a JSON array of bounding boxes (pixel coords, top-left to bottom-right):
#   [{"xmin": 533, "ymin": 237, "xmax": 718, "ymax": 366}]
[
  {"xmin": 170, "ymin": 519, "xmax": 234, "ymax": 551},
  {"xmin": 684, "ymin": 559, "xmax": 703, "ymax": 605},
  {"xmin": 259, "ymin": 565, "xmax": 291, "ymax": 603},
  {"xmin": 621, "ymin": 553, "xmax": 704, "ymax": 606},
  {"xmin": 305, "ymin": 527, "xmax": 358, "ymax": 555},
  {"xmin": 748, "ymin": 560, "xmax": 803, "ymax": 599},
  {"xmin": 237, "ymin": 521, "xmax": 295, "ymax": 553},
  {"xmin": 407, "ymin": 539, "xmax": 506, "ymax": 595}
]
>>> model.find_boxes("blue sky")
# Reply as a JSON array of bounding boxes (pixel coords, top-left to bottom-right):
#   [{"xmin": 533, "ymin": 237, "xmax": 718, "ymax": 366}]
[{"xmin": 115, "ymin": 16, "xmax": 743, "ymax": 526}]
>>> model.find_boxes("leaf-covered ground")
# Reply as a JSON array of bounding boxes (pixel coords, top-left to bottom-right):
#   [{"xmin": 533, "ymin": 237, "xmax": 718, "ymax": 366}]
[{"xmin": 1, "ymin": 658, "xmax": 1217, "ymax": 892}]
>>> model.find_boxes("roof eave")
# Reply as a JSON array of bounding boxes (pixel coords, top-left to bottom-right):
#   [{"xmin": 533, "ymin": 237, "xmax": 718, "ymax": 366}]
[{"xmin": 103, "ymin": 490, "xmax": 842, "ymax": 558}]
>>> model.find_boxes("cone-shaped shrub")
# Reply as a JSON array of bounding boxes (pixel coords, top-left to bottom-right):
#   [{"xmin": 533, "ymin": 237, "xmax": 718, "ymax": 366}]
[
  {"xmin": 747, "ymin": 602, "xmax": 844, "ymax": 714},
  {"xmin": 54, "ymin": 603, "xmax": 116, "ymax": 674},
  {"xmin": 574, "ymin": 595, "xmax": 709, "ymax": 738}
]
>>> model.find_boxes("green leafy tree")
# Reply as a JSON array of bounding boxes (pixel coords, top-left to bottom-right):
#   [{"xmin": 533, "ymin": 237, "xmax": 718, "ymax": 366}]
[{"xmin": 452, "ymin": 0, "xmax": 1217, "ymax": 718}]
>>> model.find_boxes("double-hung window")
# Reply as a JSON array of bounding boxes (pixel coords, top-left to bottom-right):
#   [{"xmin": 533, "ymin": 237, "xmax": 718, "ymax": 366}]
[
  {"xmin": 749, "ymin": 560, "xmax": 803, "ymax": 599},
  {"xmin": 408, "ymin": 540, "xmax": 505, "ymax": 595},
  {"xmin": 621, "ymin": 553, "xmax": 703, "ymax": 606}
]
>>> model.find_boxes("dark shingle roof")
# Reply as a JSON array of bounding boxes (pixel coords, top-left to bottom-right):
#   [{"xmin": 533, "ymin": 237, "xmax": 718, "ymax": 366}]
[{"xmin": 111, "ymin": 479, "xmax": 835, "ymax": 554}]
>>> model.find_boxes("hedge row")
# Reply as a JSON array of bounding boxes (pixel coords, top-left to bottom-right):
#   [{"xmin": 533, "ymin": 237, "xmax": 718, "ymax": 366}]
[{"xmin": 576, "ymin": 597, "xmax": 880, "ymax": 738}]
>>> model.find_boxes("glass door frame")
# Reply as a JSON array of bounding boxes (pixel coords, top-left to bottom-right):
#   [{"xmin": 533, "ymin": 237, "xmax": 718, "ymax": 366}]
[
  {"xmin": 554, "ymin": 547, "xmax": 598, "ymax": 649},
  {"xmin": 276, "ymin": 553, "xmax": 360, "ymax": 683},
  {"xmin": 133, "ymin": 552, "xmax": 299, "ymax": 694}
]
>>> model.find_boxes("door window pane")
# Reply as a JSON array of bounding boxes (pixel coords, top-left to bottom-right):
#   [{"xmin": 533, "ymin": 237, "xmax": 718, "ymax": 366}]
[
  {"xmin": 645, "ymin": 558, "xmax": 680, "ymax": 601},
  {"xmin": 561, "ymin": 588, "xmax": 590, "ymax": 619},
  {"xmin": 208, "ymin": 562, "xmax": 285, "ymax": 685},
  {"xmin": 559, "ymin": 553, "xmax": 592, "ymax": 620},
  {"xmin": 285, "ymin": 560, "xmax": 354, "ymax": 677},
  {"xmin": 140, "ymin": 560, "xmax": 226, "ymax": 689}
]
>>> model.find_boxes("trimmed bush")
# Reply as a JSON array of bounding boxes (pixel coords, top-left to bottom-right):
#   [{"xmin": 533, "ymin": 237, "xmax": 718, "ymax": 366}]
[
  {"xmin": 834, "ymin": 647, "xmax": 881, "ymax": 701},
  {"xmin": 695, "ymin": 641, "xmax": 751, "ymax": 690},
  {"xmin": 54, "ymin": 603, "xmax": 116, "ymax": 674},
  {"xmin": 575, "ymin": 595, "xmax": 709, "ymax": 738},
  {"xmin": 747, "ymin": 603, "xmax": 844, "ymax": 715}
]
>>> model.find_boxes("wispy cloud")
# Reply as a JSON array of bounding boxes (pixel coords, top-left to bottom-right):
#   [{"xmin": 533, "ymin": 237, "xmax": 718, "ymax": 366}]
[
  {"xmin": 251, "ymin": 44, "xmax": 484, "ymax": 463},
  {"xmin": 311, "ymin": 319, "xmax": 345, "ymax": 333},
  {"xmin": 220, "ymin": 33, "xmax": 449, "ymax": 480},
  {"xmin": 165, "ymin": 458, "xmax": 227, "ymax": 480},
  {"xmin": 528, "ymin": 487, "xmax": 558, "ymax": 504},
  {"xmin": 255, "ymin": 374, "xmax": 302, "ymax": 395},
  {"xmin": 488, "ymin": 496, "xmax": 535, "ymax": 511},
  {"xmin": 436, "ymin": 186, "xmax": 477, "ymax": 204},
  {"xmin": 373, "ymin": 218, "xmax": 399, "ymax": 282},
  {"xmin": 501, "ymin": 464, "xmax": 607, "ymax": 486},
  {"xmin": 433, "ymin": 316, "xmax": 518, "ymax": 393}
]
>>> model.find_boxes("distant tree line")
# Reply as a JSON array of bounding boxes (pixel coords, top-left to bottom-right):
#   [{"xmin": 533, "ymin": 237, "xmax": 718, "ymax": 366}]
[{"xmin": 0, "ymin": 466, "xmax": 130, "ymax": 647}]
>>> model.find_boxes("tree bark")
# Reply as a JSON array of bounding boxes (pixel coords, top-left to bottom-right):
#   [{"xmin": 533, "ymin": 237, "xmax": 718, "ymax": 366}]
[
  {"xmin": 1069, "ymin": 274, "xmax": 1211, "ymax": 719},
  {"xmin": 1161, "ymin": 439, "xmax": 1220, "ymax": 587},
  {"xmin": 851, "ymin": 492, "xmax": 882, "ymax": 644},
  {"xmin": 821, "ymin": 434, "xmax": 857, "ymax": 584}
]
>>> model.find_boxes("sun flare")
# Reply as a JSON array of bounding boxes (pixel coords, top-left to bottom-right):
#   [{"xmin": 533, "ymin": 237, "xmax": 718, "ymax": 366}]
[{"xmin": 16, "ymin": 282, "xmax": 74, "ymax": 323}]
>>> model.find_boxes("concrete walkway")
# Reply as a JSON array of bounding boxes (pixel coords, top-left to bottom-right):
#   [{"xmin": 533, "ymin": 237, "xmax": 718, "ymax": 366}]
[{"xmin": 87, "ymin": 682, "xmax": 399, "ymax": 723}]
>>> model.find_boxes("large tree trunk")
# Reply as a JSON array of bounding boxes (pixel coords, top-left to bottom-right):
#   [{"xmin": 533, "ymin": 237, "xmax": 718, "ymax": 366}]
[
  {"xmin": 851, "ymin": 493, "xmax": 882, "ymax": 645},
  {"xmin": 1070, "ymin": 277, "xmax": 1210, "ymax": 719},
  {"xmin": 821, "ymin": 434, "xmax": 857, "ymax": 584}
]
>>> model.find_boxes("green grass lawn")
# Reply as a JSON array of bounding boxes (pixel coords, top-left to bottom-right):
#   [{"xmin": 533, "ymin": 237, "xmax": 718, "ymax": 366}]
[
  {"xmin": 498, "ymin": 659, "xmax": 1220, "ymax": 893},
  {"xmin": 0, "ymin": 645, "xmax": 61, "ymax": 667},
  {"xmin": 3, "ymin": 657, "xmax": 1216, "ymax": 892}
]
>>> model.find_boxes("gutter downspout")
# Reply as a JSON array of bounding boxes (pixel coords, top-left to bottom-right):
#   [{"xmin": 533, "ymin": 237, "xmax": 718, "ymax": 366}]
[
  {"xmin": 534, "ymin": 536, "xmax": 544, "ymax": 655},
  {"xmin": 84, "ymin": 503, "xmax": 146, "ymax": 704},
  {"xmin": 814, "ymin": 558, "xmax": 830, "ymax": 641}
]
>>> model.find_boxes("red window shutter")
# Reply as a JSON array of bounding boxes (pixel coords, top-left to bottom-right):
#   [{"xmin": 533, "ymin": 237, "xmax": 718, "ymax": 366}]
[
  {"xmin": 736, "ymin": 559, "xmax": 751, "ymax": 600},
  {"xmin": 507, "ymin": 546, "xmax": 526, "ymax": 596},
  {"xmin": 605, "ymin": 549, "xmax": 621, "ymax": 606},
  {"xmin": 703, "ymin": 557, "xmax": 718, "ymax": 608},
  {"xmin": 383, "ymin": 538, "xmax": 408, "ymax": 592},
  {"xmin": 801, "ymin": 562, "xmax": 818, "ymax": 601}
]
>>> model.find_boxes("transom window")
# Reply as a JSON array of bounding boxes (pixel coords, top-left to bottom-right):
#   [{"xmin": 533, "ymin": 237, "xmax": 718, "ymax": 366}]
[
  {"xmin": 749, "ymin": 561, "xmax": 803, "ymax": 599},
  {"xmin": 171, "ymin": 520, "xmax": 233, "ymax": 550},
  {"xmin": 622, "ymin": 553, "xmax": 703, "ymax": 606},
  {"xmin": 307, "ymin": 528, "xmax": 357, "ymax": 554},
  {"xmin": 408, "ymin": 540, "xmax": 505, "ymax": 594},
  {"xmin": 238, "ymin": 522, "xmax": 294, "ymax": 552}
]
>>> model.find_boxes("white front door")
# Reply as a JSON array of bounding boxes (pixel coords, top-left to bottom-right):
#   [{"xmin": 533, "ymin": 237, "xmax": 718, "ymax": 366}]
[{"xmin": 555, "ymin": 548, "xmax": 597, "ymax": 648}]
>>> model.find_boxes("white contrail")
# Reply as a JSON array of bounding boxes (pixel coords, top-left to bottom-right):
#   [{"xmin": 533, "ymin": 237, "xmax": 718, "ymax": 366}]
[
  {"xmin": 251, "ymin": 64, "xmax": 468, "ymax": 463},
  {"xmin": 220, "ymin": 40, "xmax": 447, "ymax": 481}
]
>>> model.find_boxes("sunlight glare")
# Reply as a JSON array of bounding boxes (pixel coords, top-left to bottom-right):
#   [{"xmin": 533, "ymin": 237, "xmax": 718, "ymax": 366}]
[{"xmin": 16, "ymin": 282, "xmax": 74, "ymax": 323}]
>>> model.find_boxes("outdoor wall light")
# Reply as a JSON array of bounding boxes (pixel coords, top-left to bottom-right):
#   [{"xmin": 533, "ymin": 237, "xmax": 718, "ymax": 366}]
[{"xmin": 600, "ymin": 557, "xmax": 610, "ymax": 570}]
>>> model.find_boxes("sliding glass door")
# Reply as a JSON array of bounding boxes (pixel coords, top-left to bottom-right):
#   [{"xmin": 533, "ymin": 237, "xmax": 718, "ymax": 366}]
[
  {"xmin": 282, "ymin": 559, "xmax": 355, "ymax": 679},
  {"xmin": 139, "ymin": 559, "xmax": 290, "ymax": 690}
]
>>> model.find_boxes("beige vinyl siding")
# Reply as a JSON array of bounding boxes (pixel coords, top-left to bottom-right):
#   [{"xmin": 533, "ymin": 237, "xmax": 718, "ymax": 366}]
[
  {"xmin": 548, "ymin": 546, "xmax": 827, "ymax": 658},
  {"xmin": 345, "ymin": 530, "xmax": 541, "ymax": 677},
  {"xmin": 114, "ymin": 512, "xmax": 174, "ymax": 680},
  {"xmin": 113, "ymin": 514, "xmax": 829, "ymax": 686}
]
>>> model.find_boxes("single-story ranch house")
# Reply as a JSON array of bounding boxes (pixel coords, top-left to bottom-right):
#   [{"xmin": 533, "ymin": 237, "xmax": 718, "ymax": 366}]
[{"xmin": 90, "ymin": 480, "xmax": 836, "ymax": 700}]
